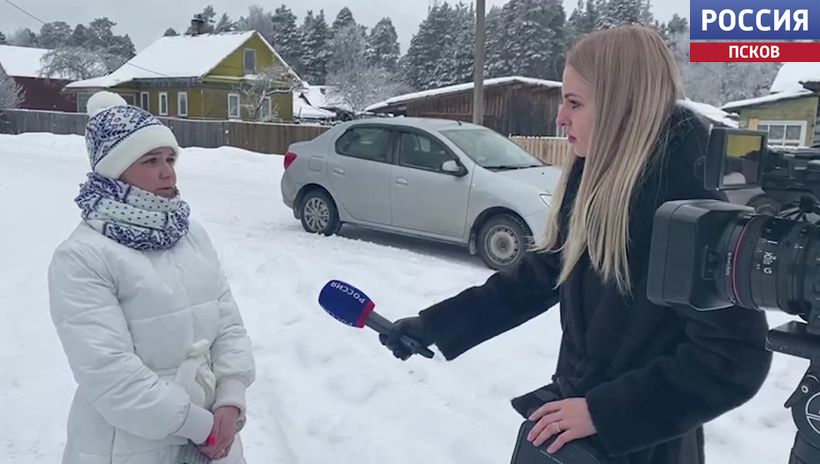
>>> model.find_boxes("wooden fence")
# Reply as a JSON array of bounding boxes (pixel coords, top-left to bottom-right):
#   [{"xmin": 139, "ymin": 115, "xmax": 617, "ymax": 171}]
[
  {"xmin": 0, "ymin": 109, "xmax": 572, "ymax": 163},
  {"xmin": 0, "ymin": 109, "xmax": 330, "ymax": 154},
  {"xmin": 510, "ymin": 135, "xmax": 573, "ymax": 166}
]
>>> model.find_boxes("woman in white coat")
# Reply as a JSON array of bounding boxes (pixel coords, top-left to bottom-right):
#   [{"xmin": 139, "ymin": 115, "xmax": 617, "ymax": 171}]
[{"xmin": 48, "ymin": 92, "xmax": 256, "ymax": 464}]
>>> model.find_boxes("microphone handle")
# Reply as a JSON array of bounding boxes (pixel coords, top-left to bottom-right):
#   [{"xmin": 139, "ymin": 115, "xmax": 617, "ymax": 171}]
[{"xmin": 366, "ymin": 311, "xmax": 435, "ymax": 359}]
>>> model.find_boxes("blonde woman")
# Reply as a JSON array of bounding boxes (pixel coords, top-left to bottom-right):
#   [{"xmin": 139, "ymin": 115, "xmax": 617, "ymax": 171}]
[{"xmin": 380, "ymin": 26, "xmax": 772, "ymax": 464}]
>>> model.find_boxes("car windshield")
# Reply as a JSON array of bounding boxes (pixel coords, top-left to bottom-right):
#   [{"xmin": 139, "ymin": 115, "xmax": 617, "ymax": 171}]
[{"xmin": 439, "ymin": 128, "xmax": 544, "ymax": 169}]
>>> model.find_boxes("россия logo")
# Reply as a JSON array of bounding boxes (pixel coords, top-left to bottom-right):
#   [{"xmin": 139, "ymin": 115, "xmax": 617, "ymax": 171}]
[{"xmin": 690, "ymin": 0, "xmax": 820, "ymax": 62}]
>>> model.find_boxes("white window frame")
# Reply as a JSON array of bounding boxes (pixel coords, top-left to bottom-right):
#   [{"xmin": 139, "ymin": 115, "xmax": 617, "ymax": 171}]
[
  {"xmin": 177, "ymin": 91, "xmax": 188, "ymax": 117},
  {"xmin": 158, "ymin": 92, "xmax": 169, "ymax": 116},
  {"xmin": 244, "ymin": 48, "xmax": 257, "ymax": 75},
  {"xmin": 140, "ymin": 92, "xmax": 150, "ymax": 110},
  {"xmin": 228, "ymin": 93, "xmax": 241, "ymax": 119},
  {"xmin": 259, "ymin": 96, "xmax": 272, "ymax": 121},
  {"xmin": 758, "ymin": 120, "xmax": 807, "ymax": 147}
]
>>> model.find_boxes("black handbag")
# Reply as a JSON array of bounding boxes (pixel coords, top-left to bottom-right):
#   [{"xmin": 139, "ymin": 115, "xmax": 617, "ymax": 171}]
[{"xmin": 509, "ymin": 386, "xmax": 612, "ymax": 464}]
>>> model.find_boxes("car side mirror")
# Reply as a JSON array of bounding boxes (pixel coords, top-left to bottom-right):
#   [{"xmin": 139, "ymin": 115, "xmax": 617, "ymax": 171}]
[{"xmin": 442, "ymin": 159, "xmax": 467, "ymax": 177}]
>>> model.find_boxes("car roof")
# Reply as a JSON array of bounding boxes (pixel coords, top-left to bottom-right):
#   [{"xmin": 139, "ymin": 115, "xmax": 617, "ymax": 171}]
[{"xmin": 342, "ymin": 117, "xmax": 486, "ymax": 132}]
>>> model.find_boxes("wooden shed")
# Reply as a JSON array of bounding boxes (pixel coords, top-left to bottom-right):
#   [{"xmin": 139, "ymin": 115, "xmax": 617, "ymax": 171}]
[{"xmin": 365, "ymin": 76, "xmax": 564, "ymax": 137}]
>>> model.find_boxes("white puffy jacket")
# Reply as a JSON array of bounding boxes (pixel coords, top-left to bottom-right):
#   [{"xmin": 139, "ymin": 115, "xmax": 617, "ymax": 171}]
[{"xmin": 48, "ymin": 220, "xmax": 256, "ymax": 464}]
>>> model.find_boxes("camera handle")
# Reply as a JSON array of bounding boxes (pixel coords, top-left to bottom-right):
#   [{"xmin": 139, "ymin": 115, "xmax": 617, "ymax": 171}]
[
  {"xmin": 766, "ymin": 321, "xmax": 820, "ymax": 464},
  {"xmin": 784, "ymin": 364, "xmax": 820, "ymax": 464}
]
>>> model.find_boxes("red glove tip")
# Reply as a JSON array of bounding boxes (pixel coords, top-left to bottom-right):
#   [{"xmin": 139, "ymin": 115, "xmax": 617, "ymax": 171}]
[{"xmin": 208, "ymin": 434, "xmax": 216, "ymax": 446}]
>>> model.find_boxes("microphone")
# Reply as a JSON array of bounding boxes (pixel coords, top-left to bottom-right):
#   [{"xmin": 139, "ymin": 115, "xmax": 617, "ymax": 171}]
[{"xmin": 318, "ymin": 280, "xmax": 435, "ymax": 359}]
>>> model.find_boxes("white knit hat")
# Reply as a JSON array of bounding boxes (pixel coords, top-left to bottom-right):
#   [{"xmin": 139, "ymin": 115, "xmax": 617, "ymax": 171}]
[{"xmin": 84, "ymin": 91, "xmax": 181, "ymax": 178}]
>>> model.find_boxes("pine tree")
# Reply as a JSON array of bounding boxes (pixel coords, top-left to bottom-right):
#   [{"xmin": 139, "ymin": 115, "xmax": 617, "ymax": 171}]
[
  {"xmin": 329, "ymin": 23, "xmax": 367, "ymax": 77},
  {"xmin": 403, "ymin": 4, "xmax": 460, "ymax": 90},
  {"xmin": 164, "ymin": 28, "xmax": 179, "ymax": 37},
  {"xmin": 366, "ymin": 18, "xmax": 400, "ymax": 73},
  {"xmin": 596, "ymin": 0, "xmax": 654, "ymax": 30},
  {"xmin": 332, "ymin": 7, "xmax": 356, "ymax": 34},
  {"xmin": 0, "ymin": 31, "xmax": 6, "ymax": 45},
  {"xmin": 38, "ymin": 21, "xmax": 73, "ymax": 50},
  {"xmin": 214, "ymin": 13, "xmax": 236, "ymax": 33},
  {"xmin": 486, "ymin": 6, "xmax": 507, "ymax": 78},
  {"xmin": 84, "ymin": 18, "xmax": 116, "ymax": 50},
  {"xmin": 236, "ymin": 6, "xmax": 274, "ymax": 45},
  {"xmin": 666, "ymin": 14, "xmax": 688, "ymax": 35},
  {"xmin": 270, "ymin": 5, "xmax": 304, "ymax": 74},
  {"xmin": 567, "ymin": 0, "xmax": 598, "ymax": 45},
  {"xmin": 492, "ymin": 0, "xmax": 567, "ymax": 81},
  {"xmin": 70, "ymin": 24, "xmax": 87, "ymax": 46},
  {"xmin": 300, "ymin": 10, "xmax": 332, "ymax": 84},
  {"xmin": 639, "ymin": 0, "xmax": 655, "ymax": 26},
  {"xmin": 445, "ymin": 4, "xmax": 476, "ymax": 86},
  {"xmin": 9, "ymin": 28, "xmax": 38, "ymax": 48}
]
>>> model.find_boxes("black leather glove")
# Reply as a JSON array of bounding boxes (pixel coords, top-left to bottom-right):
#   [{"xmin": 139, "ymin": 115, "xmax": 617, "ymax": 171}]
[{"xmin": 379, "ymin": 316, "xmax": 435, "ymax": 360}]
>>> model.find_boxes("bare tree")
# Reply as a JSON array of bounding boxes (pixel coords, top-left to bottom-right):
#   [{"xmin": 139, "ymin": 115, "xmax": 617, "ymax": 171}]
[
  {"xmin": 39, "ymin": 47, "xmax": 115, "ymax": 80},
  {"xmin": 0, "ymin": 71, "xmax": 23, "ymax": 109},
  {"xmin": 237, "ymin": 63, "xmax": 300, "ymax": 121},
  {"xmin": 327, "ymin": 64, "xmax": 409, "ymax": 113}
]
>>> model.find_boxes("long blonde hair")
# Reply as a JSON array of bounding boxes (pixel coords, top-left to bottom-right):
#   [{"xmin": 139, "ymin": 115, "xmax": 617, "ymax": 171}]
[{"xmin": 542, "ymin": 26, "xmax": 684, "ymax": 295}]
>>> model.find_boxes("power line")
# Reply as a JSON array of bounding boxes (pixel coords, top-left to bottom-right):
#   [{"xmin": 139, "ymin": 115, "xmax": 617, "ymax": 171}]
[
  {"xmin": 2, "ymin": 0, "xmax": 43, "ymax": 25},
  {"xmin": 1, "ymin": 0, "xmax": 172, "ymax": 79}
]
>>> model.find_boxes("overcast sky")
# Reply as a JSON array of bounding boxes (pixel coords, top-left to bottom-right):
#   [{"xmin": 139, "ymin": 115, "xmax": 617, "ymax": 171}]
[{"xmin": 0, "ymin": 0, "xmax": 689, "ymax": 53}]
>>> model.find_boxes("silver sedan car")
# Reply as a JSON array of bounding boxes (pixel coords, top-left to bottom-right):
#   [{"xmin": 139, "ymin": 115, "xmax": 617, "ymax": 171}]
[{"xmin": 280, "ymin": 117, "xmax": 562, "ymax": 270}]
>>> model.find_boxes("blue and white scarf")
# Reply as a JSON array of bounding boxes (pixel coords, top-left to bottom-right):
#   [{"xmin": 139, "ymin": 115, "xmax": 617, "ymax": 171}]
[{"xmin": 75, "ymin": 173, "xmax": 191, "ymax": 251}]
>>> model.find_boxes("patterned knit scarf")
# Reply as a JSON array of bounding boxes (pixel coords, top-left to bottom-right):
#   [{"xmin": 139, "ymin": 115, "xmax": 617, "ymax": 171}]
[{"xmin": 75, "ymin": 173, "xmax": 190, "ymax": 251}]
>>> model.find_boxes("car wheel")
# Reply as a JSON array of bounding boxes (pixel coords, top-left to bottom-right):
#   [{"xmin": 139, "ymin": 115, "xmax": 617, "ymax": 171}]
[
  {"xmin": 478, "ymin": 214, "xmax": 531, "ymax": 270},
  {"xmin": 300, "ymin": 189, "xmax": 340, "ymax": 235}
]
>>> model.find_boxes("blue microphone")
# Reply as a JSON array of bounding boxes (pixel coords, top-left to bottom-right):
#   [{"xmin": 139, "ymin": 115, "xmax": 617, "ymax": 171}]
[{"xmin": 318, "ymin": 280, "xmax": 435, "ymax": 359}]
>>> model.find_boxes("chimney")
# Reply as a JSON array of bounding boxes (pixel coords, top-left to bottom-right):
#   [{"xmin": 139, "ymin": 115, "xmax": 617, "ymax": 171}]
[{"xmin": 190, "ymin": 14, "xmax": 206, "ymax": 36}]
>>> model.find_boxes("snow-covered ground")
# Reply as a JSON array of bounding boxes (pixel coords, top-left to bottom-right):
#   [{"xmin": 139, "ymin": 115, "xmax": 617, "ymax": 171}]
[{"xmin": 0, "ymin": 132, "xmax": 806, "ymax": 463}]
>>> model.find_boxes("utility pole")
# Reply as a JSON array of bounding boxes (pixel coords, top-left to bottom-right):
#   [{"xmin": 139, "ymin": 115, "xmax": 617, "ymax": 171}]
[{"xmin": 473, "ymin": 0, "xmax": 486, "ymax": 125}]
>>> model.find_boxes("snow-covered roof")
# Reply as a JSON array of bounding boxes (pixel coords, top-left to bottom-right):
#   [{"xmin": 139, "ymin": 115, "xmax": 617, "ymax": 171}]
[
  {"xmin": 67, "ymin": 31, "xmax": 300, "ymax": 89},
  {"xmin": 677, "ymin": 99, "xmax": 738, "ymax": 128},
  {"xmin": 0, "ymin": 45, "xmax": 50, "ymax": 78},
  {"xmin": 365, "ymin": 76, "xmax": 563, "ymax": 112},
  {"xmin": 299, "ymin": 85, "xmax": 347, "ymax": 109},
  {"xmin": 722, "ymin": 90, "xmax": 816, "ymax": 111},
  {"xmin": 770, "ymin": 63, "xmax": 820, "ymax": 94},
  {"xmin": 293, "ymin": 92, "xmax": 336, "ymax": 119}
]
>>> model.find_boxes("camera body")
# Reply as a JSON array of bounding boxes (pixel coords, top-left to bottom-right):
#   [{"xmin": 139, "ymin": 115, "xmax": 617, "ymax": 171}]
[
  {"xmin": 646, "ymin": 126, "xmax": 820, "ymax": 464},
  {"xmin": 647, "ymin": 127, "xmax": 820, "ymax": 333}
]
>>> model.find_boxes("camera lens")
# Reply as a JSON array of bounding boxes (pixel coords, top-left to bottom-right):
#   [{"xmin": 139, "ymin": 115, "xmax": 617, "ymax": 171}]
[{"xmin": 717, "ymin": 214, "xmax": 820, "ymax": 318}]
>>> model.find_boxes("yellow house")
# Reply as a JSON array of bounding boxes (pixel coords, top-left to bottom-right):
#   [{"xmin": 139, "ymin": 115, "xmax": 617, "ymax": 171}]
[{"xmin": 65, "ymin": 31, "xmax": 299, "ymax": 121}]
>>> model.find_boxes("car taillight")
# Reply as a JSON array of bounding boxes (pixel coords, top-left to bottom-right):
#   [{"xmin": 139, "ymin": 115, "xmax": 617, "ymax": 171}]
[{"xmin": 284, "ymin": 152, "xmax": 297, "ymax": 170}]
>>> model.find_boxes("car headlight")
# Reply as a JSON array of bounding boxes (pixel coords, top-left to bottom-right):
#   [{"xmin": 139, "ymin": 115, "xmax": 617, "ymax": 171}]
[{"xmin": 539, "ymin": 193, "xmax": 552, "ymax": 207}]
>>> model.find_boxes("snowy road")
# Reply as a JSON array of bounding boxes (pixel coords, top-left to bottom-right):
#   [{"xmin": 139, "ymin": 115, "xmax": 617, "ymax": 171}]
[{"xmin": 0, "ymin": 133, "xmax": 804, "ymax": 463}]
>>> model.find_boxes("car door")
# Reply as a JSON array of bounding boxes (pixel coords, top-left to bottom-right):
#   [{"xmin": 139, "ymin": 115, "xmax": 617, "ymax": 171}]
[
  {"xmin": 327, "ymin": 125, "xmax": 394, "ymax": 225},
  {"xmin": 390, "ymin": 130, "xmax": 471, "ymax": 239}
]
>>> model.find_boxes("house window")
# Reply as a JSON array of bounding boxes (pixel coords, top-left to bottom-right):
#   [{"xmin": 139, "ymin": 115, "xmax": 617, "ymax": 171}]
[
  {"xmin": 260, "ymin": 96, "xmax": 272, "ymax": 121},
  {"xmin": 758, "ymin": 120, "xmax": 807, "ymax": 147},
  {"xmin": 78, "ymin": 93, "xmax": 92, "ymax": 113},
  {"xmin": 122, "ymin": 95, "xmax": 136, "ymax": 106},
  {"xmin": 140, "ymin": 92, "xmax": 150, "ymax": 111},
  {"xmin": 159, "ymin": 92, "xmax": 169, "ymax": 116},
  {"xmin": 178, "ymin": 92, "xmax": 188, "ymax": 117},
  {"xmin": 228, "ymin": 93, "xmax": 241, "ymax": 119},
  {"xmin": 244, "ymin": 48, "xmax": 257, "ymax": 75}
]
